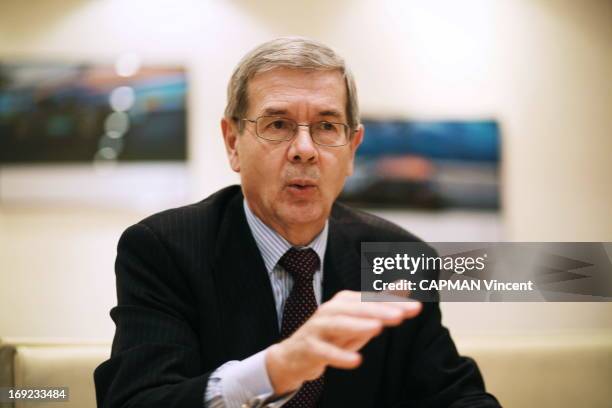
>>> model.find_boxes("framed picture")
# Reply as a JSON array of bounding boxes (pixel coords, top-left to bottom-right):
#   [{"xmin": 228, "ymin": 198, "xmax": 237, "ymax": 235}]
[
  {"xmin": 0, "ymin": 61, "xmax": 187, "ymax": 163},
  {"xmin": 0, "ymin": 60, "xmax": 189, "ymax": 209},
  {"xmin": 341, "ymin": 119, "xmax": 501, "ymax": 210}
]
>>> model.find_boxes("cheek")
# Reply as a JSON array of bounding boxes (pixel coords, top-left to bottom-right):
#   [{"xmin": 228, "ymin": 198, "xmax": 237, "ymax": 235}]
[
  {"xmin": 242, "ymin": 145, "xmax": 285, "ymax": 189},
  {"xmin": 321, "ymin": 151, "xmax": 352, "ymax": 194}
]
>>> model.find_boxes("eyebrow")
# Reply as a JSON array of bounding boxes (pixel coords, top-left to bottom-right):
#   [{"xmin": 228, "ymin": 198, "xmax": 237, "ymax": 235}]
[
  {"xmin": 262, "ymin": 108, "xmax": 288, "ymax": 116},
  {"xmin": 261, "ymin": 108, "xmax": 344, "ymax": 119},
  {"xmin": 318, "ymin": 110, "xmax": 342, "ymax": 119}
]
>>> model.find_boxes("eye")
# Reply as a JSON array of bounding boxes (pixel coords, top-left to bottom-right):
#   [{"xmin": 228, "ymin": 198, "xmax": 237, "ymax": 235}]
[
  {"xmin": 318, "ymin": 122, "xmax": 338, "ymax": 133},
  {"xmin": 266, "ymin": 119, "xmax": 291, "ymax": 130}
]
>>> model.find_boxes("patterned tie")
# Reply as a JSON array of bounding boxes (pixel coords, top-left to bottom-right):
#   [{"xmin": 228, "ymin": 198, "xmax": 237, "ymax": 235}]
[{"xmin": 279, "ymin": 247, "xmax": 324, "ymax": 408}]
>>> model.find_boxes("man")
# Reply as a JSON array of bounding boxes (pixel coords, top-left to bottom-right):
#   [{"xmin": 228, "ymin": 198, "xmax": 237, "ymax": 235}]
[{"xmin": 94, "ymin": 37, "xmax": 500, "ymax": 408}]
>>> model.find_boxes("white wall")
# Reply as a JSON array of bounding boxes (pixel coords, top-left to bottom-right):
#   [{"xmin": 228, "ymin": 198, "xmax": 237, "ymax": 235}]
[{"xmin": 1, "ymin": 0, "xmax": 611, "ymax": 340}]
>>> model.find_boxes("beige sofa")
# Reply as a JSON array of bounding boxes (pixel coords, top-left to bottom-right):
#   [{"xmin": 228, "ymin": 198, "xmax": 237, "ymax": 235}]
[
  {"xmin": 455, "ymin": 333, "xmax": 612, "ymax": 407},
  {"xmin": 1, "ymin": 334, "xmax": 611, "ymax": 408},
  {"xmin": 0, "ymin": 339, "xmax": 108, "ymax": 408}
]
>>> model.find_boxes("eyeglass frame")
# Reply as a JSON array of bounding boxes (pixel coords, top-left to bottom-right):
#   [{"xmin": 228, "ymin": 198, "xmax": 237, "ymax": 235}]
[{"xmin": 238, "ymin": 115, "xmax": 357, "ymax": 147}]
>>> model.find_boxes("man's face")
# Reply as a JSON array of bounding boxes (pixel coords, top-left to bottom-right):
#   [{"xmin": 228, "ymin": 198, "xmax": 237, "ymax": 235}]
[{"xmin": 222, "ymin": 68, "xmax": 363, "ymax": 236}]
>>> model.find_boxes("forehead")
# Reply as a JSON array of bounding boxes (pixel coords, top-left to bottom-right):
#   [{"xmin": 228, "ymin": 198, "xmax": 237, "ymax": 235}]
[{"xmin": 246, "ymin": 68, "xmax": 347, "ymax": 117}]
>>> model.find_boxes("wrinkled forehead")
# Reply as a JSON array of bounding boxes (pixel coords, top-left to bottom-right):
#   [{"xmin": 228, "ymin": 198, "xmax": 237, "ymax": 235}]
[{"xmin": 246, "ymin": 68, "xmax": 348, "ymax": 118}]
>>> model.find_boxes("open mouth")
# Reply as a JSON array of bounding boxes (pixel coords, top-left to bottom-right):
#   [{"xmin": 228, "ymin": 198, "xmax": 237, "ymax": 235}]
[
  {"xmin": 289, "ymin": 184, "xmax": 315, "ymax": 190},
  {"xmin": 286, "ymin": 179, "xmax": 318, "ymax": 192}
]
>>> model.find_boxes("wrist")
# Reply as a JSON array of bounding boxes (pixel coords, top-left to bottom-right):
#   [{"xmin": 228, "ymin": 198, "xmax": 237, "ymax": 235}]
[{"xmin": 265, "ymin": 343, "xmax": 303, "ymax": 395}]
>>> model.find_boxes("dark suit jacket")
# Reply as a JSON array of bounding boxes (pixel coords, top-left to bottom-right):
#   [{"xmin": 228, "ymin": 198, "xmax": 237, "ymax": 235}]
[{"xmin": 94, "ymin": 185, "xmax": 500, "ymax": 408}]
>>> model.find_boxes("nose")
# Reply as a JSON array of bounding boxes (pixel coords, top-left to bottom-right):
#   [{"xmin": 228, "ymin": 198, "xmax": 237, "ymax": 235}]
[{"xmin": 287, "ymin": 125, "xmax": 318, "ymax": 164}]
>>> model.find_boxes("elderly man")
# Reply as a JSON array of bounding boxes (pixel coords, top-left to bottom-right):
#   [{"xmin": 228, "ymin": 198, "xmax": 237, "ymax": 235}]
[{"xmin": 94, "ymin": 37, "xmax": 500, "ymax": 408}]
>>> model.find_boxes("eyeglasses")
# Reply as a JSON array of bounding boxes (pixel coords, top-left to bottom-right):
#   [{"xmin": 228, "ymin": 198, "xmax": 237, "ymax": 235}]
[{"xmin": 241, "ymin": 116, "xmax": 353, "ymax": 147}]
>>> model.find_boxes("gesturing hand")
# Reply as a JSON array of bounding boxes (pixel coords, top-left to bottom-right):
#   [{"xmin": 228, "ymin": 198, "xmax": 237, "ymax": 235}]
[{"xmin": 265, "ymin": 290, "xmax": 421, "ymax": 394}]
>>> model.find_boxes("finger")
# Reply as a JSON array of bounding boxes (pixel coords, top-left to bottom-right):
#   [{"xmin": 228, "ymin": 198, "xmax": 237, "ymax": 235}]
[
  {"xmin": 332, "ymin": 290, "xmax": 362, "ymax": 301},
  {"xmin": 342, "ymin": 336, "xmax": 371, "ymax": 352},
  {"xmin": 381, "ymin": 279, "xmax": 411, "ymax": 298},
  {"xmin": 314, "ymin": 315, "xmax": 383, "ymax": 341},
  {"xmin": 319, "ymin": 300, "xmax": 413, "ymax": 326},
  {"xmin": 381, "ymin": 299, "xmax": 422, "ymax": 319},
  {"xmin": 322, "ymin": 295, "xmax": 422, "ymax": 323},
  {"xmin": 333, "ymin": 290, "xmax": 421, "ymax": 313},
  {"xmin": 309, "ymin": 338, "xmax": 362, "ymax": 369},
  {"xmin": 363, "ymin": 295, "xmax": 423, "ymax": 318}
]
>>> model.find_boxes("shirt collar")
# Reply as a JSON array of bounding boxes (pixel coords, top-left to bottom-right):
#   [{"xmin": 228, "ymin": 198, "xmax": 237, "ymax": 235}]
[{"xmin": 243, "ymin": 198, "xmax": 328, "ymax": 274}]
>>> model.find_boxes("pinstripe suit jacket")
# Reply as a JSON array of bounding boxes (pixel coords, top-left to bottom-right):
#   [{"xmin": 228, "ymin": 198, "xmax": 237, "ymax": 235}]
[{"xmin": 94, "ymin": 185, "xmax": 500, "ymax": 408}]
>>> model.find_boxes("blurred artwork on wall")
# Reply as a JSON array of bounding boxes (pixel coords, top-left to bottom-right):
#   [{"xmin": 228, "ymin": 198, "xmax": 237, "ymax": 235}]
[
  {"xmin": 340, "ymin": 119, "xmax": 500, "ymax": 210},
  {"xmin": 0, "ymin": 60, "xmax": 187, "ymax": 163}
]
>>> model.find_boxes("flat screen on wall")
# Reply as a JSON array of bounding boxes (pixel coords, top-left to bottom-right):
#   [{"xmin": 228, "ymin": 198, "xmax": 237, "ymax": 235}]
[
  {"xmin": 340, "ymin": 119, "xmax": 501, "ymax": 210},
  {"xmin": 0, "ymin": 61, "xmax": 187, "ymax": 163}
]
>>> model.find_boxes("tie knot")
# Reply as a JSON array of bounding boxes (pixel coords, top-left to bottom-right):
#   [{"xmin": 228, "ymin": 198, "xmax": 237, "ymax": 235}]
[{"xmin": 279, "ymin": 247, "xmax": 320, "ymax": 283}]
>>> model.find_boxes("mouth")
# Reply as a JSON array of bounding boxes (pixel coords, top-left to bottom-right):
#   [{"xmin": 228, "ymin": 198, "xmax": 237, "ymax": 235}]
[
  {"xmin": 287, "ymin": 179, "xmax": 317, "ymax": 189},
  {"xmin": 286, "ymin": 179, "xmax": 318, "ymax": 192}
]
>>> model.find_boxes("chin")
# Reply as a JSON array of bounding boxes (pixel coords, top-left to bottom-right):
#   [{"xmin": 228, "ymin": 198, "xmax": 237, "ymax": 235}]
[{"xmin": 276, "ymin": 200, "xmax": 327, "ymax": 226}]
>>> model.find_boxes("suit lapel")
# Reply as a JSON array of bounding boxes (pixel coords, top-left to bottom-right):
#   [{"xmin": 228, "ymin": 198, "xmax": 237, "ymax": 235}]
[
  {"xmin": 212, "ymin": 192, "xmax": 280, "ymax": 360},
  {"xmin": 323, "ymin": 215, "xmax": 362, "ymax": 300},
  {"xmin": 320, "ymin": 208, "xmax": 387, "ymax": 408}
]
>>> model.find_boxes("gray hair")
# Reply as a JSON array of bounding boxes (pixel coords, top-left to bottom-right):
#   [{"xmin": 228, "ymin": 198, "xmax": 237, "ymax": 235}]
[{"xmin": 224, "ymin": 37, "xmax": 360, "ymax": 132}]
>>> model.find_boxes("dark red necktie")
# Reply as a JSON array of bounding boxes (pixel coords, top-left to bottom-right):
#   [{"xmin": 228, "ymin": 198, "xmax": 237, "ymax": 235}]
[{"xmin": 279, "ymin": 247, "xmax": 324, "ymax": 408}]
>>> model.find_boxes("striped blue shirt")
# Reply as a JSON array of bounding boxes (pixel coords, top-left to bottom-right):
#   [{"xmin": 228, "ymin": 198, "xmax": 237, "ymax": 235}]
[{"xmin": 204, "ymin": 199, "xmax": 329, "ymax": 408}]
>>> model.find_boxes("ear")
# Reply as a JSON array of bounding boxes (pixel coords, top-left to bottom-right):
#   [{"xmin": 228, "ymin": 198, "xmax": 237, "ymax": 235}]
[
  {"xmin": 346, "ymin": 124, "xmax": 364, "ymax": 176},
  {"xmin": 221, "ymin": 117, "xmax": 241, "ymax": 172}
]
